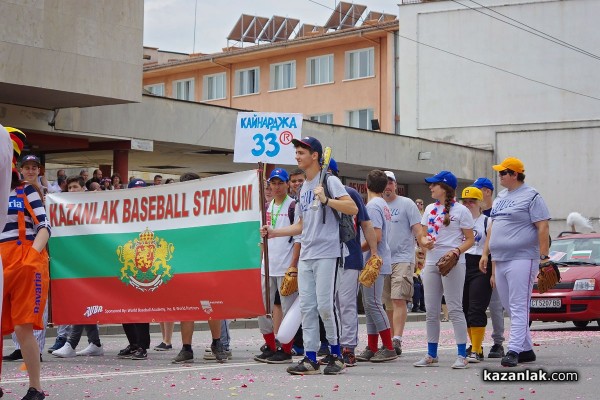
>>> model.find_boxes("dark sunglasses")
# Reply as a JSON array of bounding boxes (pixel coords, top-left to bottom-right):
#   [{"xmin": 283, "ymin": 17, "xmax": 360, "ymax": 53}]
[{"xmin": 499, "ymin": 169, "xmax": 513, "ymax": 176}]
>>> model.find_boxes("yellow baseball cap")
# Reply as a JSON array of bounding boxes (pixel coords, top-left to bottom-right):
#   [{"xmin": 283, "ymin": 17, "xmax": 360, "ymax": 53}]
[
  {"xmin": 460, "ymin": 186, "xmax": 483, "ymax": 201},
  {"xmin": 492, "ymin": 157, "xmax": 524, "ymax": 173}
]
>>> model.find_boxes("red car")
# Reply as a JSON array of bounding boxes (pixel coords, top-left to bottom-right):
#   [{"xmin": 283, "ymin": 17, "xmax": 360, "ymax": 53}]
[{"xmin": 530, "ymin": 233, "xmax": 600, "ymax": 328}]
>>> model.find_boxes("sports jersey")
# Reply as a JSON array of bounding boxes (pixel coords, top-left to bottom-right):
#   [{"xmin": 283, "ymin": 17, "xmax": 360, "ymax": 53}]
[
  {"xmin": 365, "ymin": 197, "xmax": 392, "ymax": 275},
  {"xmin": 421, "ymin": 202, "xmax": 473, "ymax": 263},
  {"xmin": 297, "ymin": 173, "xmax": 348, "ymax": 260},
  {"xmin": 489, "ymin": 184, "xmax": 550, "ymax": 261},
  {"xmin": 262, "ymin": 195, "xmax": 295, "ymax": 276},
  {"xmin": 465, "ymin": 214, "xmax": 489, "ymax": 256}
]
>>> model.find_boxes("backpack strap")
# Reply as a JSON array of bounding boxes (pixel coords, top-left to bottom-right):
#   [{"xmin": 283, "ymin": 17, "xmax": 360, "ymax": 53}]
[
  {"xmin": 321, "ymin": 173, "xmax": 341, "ymax": 224},
  {"xmin": 16, "ymin": 185, "xmax": 40, "ymax": 243},
  {"xmin": 288, "ymin": 199, "xmax": 296, "ymax": 243}
]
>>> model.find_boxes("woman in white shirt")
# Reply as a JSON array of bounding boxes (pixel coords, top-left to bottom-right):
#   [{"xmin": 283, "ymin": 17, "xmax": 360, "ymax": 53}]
[{"xmin": 413, "ymin": 171, "xmax": 474, "ymax": 369}]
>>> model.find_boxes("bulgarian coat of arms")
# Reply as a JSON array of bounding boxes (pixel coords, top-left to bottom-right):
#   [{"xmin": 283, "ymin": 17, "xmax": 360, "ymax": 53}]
[{"xmin": 117, "ymin": 228, "xmax": 175, "ymax": 292}]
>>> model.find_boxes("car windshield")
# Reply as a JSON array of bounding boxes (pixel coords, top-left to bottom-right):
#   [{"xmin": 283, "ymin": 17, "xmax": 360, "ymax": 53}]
[{"xmin": 550, "ymin": 237, "xmax": 600, "ymax": 266}]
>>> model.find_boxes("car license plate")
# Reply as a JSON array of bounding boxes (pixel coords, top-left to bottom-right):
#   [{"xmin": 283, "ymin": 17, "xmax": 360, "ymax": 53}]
[{"xmin": 530, "ymin": 298, "xmax": 561, "ymax": 308}]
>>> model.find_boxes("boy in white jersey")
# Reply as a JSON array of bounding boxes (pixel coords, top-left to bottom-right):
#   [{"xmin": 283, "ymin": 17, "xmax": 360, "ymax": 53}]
[
  {"xmin": 261, "ymin": 136, "xmax": 358, "ymax": 375},
  {"xmin": 254, "ymin": 168, "xmax": 299, "ymax": 364}
]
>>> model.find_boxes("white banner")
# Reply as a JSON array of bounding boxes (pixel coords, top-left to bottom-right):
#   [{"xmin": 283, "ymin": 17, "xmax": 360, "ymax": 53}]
[{"xmin": 233, "ymin": 112, "xmax": 302, "ymax": 165}]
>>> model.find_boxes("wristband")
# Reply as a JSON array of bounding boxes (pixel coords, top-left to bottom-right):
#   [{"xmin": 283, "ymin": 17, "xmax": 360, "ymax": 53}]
[
  {"xmin": 323, "ymin": 197, "xmax": 329, "ymax": 206},
  {"xmin": 452, "ymin": 248, "xmax": 461, "ymax": 257}
]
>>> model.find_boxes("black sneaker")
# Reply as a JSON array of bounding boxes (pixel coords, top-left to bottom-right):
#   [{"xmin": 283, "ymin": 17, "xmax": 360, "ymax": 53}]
[
  {"xmin": 48, "ymin": 336, "xmax": 67, "ymax": 354},
  {"xmin": 265, "ymin": 349, "xmax": 293, "ymax": 364},
  {"xmin": 392, "ymin": 338, "xmax": 402, "ymax": 356},
  {"xmin": 488, "ymin": 344, "xmax": 505, "ymax": 359},
  {"xmin": 172, "ymin": 349, "xmax": 194, "ymax": 364},
  {"xmin": 317, "ymin": 345, "xmax": 330, "ymax": 357},
  {"xmin": 342, "ymin": 348, "xmax": 356, "ymax": 367},
  {"xmin": 154, "ymin": 342, "xmax": 173, "ymax": 351},
  {"xmin": 117, "ymin": 345, "xmax": 136, "ymax": 359},
  {"xmin": 259, "ymin": 340, "xmax": 281, "ymax": 353},
  {"xmin": 131, "ymin": 348, "xmax": 147, "ymax": 360},
  {"xmin": 318, "ymin": 354, "xmax": 332, "ymax": 366},
  {"xmin": 518, "ymin": 349, "xmax": 536, "ymax": 363},
  {"xmin": 253, "ymin": 347, "xmax": 276, "ymax": 363},
  {"xmin": 323, "ymin": 354, "xmax": 346, "ymax": 375},
  {"xmin": 211, "ymin": 340, "xmax": 228, "ymax": 362},
  {"xmin": 286, "ymin": 356, "xmax": 320, "ymax": 375},
  {"xmin": 3, "ymin": 349, "xmax": 23, "ymax": 361},
  {"xmin": 501, "ymin": 350, "xmax": 519, "ymax": 367},
  {"xmin": 22, "ymin": 387, "xmax": 45, "ymax": 400}
]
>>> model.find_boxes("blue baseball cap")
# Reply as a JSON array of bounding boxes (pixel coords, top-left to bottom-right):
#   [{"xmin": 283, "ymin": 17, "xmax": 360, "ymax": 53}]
[
  {"xmin": 472, "ymin": 177, "xmax": 494, "ymax": 191},
  {"xmin": 328, "ymin": 158, "xmax": 339, "ymax": 174},
  {"xmin": 291, "ymin": 136, "xmax": 323, "ymax": 160},
  {"xmin": 268, "ymin": 168, "xmax": 289, "ymax": 182},
  {"xmin": 128, "ymin": 178, "xmax": 147, "ymax": 188},
  {"xmin": 424, "ymin": 170, "xmax": 457, "ymax": 190},
  {"xmin": 20, "ymin": 154, "xmax": 41, "ymax": 166}
]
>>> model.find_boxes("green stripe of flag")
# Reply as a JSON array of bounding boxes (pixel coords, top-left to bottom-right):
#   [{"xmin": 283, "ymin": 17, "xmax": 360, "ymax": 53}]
[{"xmin": 49, "ymin": 221, "xmax": 260, "ymax": 279}]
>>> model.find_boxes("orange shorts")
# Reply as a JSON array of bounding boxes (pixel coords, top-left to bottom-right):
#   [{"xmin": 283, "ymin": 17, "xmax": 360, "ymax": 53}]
[{"xmin": 0, "ymin": 240, "xmax": 49, "ymax": 335}]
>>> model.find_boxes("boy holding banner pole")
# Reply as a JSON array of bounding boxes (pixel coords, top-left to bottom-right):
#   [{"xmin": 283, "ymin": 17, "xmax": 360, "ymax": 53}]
[
  {"xmin": 254, "ymin": 168, "xmax": 299, "ymax": 364},
  {"xmin": 261, "ymin": 137, "xmax": 358, "ymax": 375}
]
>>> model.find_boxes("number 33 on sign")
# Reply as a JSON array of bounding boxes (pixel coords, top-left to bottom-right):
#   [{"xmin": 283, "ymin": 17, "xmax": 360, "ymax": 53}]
[{"xmin": 234, "ymin": 112, "xmax": 302, "ymax": 165}]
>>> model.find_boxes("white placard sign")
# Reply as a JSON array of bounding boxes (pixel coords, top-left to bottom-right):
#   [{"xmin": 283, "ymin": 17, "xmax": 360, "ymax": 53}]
[{"xmin": 234, "ymin": 112, "xmax": 302, "ymax": 165}]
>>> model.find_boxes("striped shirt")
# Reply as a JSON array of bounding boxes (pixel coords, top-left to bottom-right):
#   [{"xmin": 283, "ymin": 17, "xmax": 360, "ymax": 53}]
[{"xmin": 0, "ymin": 184, "xmax": 51, "ymax": 243}]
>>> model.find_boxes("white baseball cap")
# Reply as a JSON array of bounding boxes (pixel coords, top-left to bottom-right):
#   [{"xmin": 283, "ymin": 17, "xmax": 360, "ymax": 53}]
[{"xmin": 384, "ymin": 171, "xmax": 396, "ymax": 181}]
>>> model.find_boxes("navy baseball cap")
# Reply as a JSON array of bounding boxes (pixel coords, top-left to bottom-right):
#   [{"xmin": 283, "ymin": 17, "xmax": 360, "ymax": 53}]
[
  {"xmin": 424, "ymin": 170, "xmax": 457, "ymax": 190},
  {"xmin": 20, "ymin": 154, "xmax": 41, "ymax": 166},
  {"xmin": 291, "ymin": 136, "xmax": 323, "ymax": 160},
  {"xmin": 128, "ymin": 178, "xmax": 147, "ymax": 188},
  {"xmin": 268, "ymin": 168, "xmax": 289, "ymax": 182},
  {"xmin": 472, "ymin": 177, "xmax": 494, "ymax": 191}
]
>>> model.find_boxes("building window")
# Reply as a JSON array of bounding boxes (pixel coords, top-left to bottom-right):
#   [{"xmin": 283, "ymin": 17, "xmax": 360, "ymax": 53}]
[
  {"xmin": 347, "ymin": 108, "xmax": 374, "ymax": 130},
  {"xmin": 309, "ymin": 113, "xmax": 333, "ymax": 124},
  {"xmin": 235, "ymin": 67, "xmax": 260, "ymax": 96},
  {"xmin": 345, "ymin": 48, "xmax": 374, "ymax": 80},
  {"xmin": 306, "ymin": 54, "xmax": 334, "ymax": 85},
  {"xmin": 203, "ymin": 73, "xmax": 226, "ymax": 101},
  {"xmin": 173, "ymin": 78, "xmax": 195, "ymax": 101},
  {"xmin": 270, "ymin": 61, "xmax": 296, "ymax": 91},
  {"xmin": 144, "ymin": 83, "xmax": 165, "ymax": 96}
]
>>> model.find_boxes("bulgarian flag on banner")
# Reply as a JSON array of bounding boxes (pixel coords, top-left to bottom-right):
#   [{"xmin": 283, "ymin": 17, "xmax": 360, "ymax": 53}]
[{"xmin": 46, "ymin": 170, "xmax": 264, "ymax": 324}]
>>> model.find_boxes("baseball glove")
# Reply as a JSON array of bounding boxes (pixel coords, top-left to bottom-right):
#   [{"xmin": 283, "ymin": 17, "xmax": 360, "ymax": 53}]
[
  {"xmin": 279, "ymin": 266, "xmax": 298, "ymax": 296},
  {"xmin": 537, "ymin": 261, "xmax": 561, "ymax": 294},
  {"xmin": 436, "ymin": 251, "xmax": 459, "ymax": 276},
  {"xmin": 359, "ymin": 254, "xmax": 383, "ymax": 287}
]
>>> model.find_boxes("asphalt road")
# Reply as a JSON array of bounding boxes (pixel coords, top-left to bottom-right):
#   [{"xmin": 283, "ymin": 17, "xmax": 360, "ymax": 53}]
[{"xmin": 1, "ymin": 319, "xmax": 597, "ymax": 399}]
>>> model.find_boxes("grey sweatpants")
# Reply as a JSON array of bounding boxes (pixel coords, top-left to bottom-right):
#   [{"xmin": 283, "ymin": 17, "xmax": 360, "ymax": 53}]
[
  {"xmin": 361, "ymin": 273, "xmax": 391, "ymax": 334},
  {"xmin": 421, "ymin": 262, "xmax": 468, "ymax": 345},
  {"xmin": 488, "ymin": 287, "xmax": 505, "ymax": 345},
  {"xmin": 68, "ymin": 324, "xmax": 101, "ymax": 348},
  {"xmin": 257, "ymin": 275, "xmax": 298, "ymax": 336},
  {"xmin": 335, "ymin": 267, "xmax": 360, "ymax": 349},
  {"xmin": 298, "ymin": 258, "xmax": 339, "ymax": 353}
]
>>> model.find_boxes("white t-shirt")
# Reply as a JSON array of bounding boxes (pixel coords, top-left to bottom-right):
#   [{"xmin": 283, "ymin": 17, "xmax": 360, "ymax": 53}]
[
  {"xmin": 421, "ymin": 201, "xmax": 474, "ymax": 264},
  {"xmin": 386, "ymin": 196, "xmax": 422, "ymax": 263},
  {"xmin": 262, "ymin": 196, "xmax": 295, "ymax": 276},
  {"xmin": 0, "ymin": 124, "xmax": 12, "ymax": 232}
]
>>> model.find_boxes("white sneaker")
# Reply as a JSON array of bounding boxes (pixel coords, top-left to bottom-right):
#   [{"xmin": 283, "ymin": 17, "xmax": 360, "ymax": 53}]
[
  {"xmin": 451, "ymin": 356, "xmax": 469, "ymax": 369},
  {"xmin": 76, "ymin": 343, "xmax": 104, "ymax": 357},
  {"xmin": 413, "ymin": 354, "xmax": 439, "ymax": 367},
  {"xmin": 52, "ymin": 342, "xmax": 76, "ymax": 358}
]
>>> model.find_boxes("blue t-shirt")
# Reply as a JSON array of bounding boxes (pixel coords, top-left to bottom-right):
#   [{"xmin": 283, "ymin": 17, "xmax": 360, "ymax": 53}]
[{"xmin": 343, "ymin": 186, "xmax": 369, "ymax": 270}]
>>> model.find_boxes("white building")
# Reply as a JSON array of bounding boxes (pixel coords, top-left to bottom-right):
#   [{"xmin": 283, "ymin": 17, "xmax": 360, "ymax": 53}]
[{"xmin": 398, "ymin": 0, "xmax": 600, "ymax": 235}]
